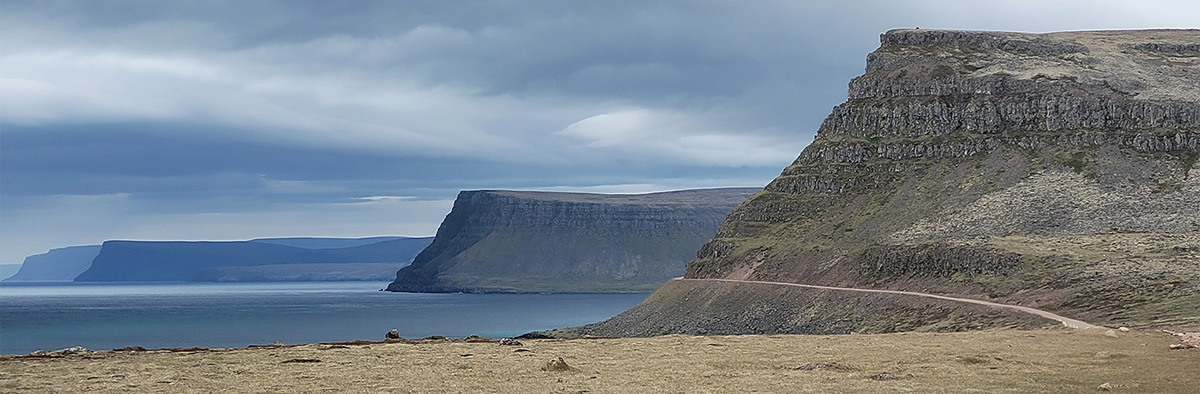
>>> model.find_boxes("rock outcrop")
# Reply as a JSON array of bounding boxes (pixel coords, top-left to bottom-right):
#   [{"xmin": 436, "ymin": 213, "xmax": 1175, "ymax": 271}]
[
  {"xmin": 581, "ymin": 29, "xmax": 1200, "ymax": 336},
  {"xmin": 74, "ymin": 237, "xmax": 432, "ymax": 282},
  {"xmin": 385, "ymin": 188, "xmax": 757, "ymax": 293}
]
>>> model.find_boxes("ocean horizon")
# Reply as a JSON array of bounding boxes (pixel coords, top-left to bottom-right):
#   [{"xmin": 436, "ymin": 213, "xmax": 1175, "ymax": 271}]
[{"xmin": 0, "ymin": 281, "xmax": 649, "ymax": 355}]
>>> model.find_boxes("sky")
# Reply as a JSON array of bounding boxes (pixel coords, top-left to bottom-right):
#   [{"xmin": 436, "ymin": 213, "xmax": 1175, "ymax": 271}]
[{"xmin": 1, "ymin": 0, "xmax": 1196, "ymax": 264}]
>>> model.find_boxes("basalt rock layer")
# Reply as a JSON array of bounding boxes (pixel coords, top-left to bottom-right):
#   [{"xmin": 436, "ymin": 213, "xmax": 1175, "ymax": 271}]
[
  {"xmin": 581, "ymin": 29, "xmax": 1200, "ymax": 336},
  {"xmin": 385, "ymin": 188, "xmax": 757, "ymax": 293}
]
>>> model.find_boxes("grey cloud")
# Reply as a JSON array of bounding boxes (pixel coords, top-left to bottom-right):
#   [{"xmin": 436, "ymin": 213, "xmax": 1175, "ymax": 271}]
[{"xmin": 2, "ymin": 0, "xmax": 1196, "ymax": 263}]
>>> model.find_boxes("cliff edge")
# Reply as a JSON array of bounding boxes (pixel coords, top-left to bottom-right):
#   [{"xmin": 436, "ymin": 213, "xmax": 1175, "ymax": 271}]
[
  {"xmin": 580, "ymin": 29, "xmax": 1199, "ymax": 336},
  {"xmin": 386, "ymin": 188, "xmax": 757, "ymax": 293},
  {"xmin": 74, "ymin": 237, "xmax": 432, "ymax": 282}
]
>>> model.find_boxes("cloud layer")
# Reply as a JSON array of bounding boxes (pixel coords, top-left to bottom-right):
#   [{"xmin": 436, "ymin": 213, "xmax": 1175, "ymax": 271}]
[{"xmin": 2, "ymin": 0, "xmax": 1196, "ymax": 263}]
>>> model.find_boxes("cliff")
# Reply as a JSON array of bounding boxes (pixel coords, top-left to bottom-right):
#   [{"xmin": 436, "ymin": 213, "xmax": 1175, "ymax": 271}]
[
  {"xmin": 580, "ymin": 29, "xmax": 1200, "ymax": 336},
  {"xmin": 73, "ymin": 237, "xmax": 432, "ymax": 282},
  {"xmin": 386, "ymin": 188, "xmax": 758, "ymax": 293},
  {"xmin": 2, "ymin": 245, "xmax": 102, "ymax": 282}
]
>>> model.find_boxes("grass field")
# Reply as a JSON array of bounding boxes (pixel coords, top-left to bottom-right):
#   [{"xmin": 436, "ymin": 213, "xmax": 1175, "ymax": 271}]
[{"xmin": 2, "ymin": 328, "xmax": 1196, "ymax": 393}]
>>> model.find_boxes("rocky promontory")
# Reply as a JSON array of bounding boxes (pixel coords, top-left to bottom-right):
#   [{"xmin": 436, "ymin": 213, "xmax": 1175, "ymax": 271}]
[
  {"xmin": 386, "ymin": 188, "xmax": 757, "ymax": 293},
  {"xmin": 3, "ymin": 245, "xmax": 102, "ymax": 282},
  {"xmin": 581, "ymin": 29, "xmax": 1199, "ymax": 336},
  {"xmin": 73, "ymin": 237, "xmax": 432, "ymax": 282}
]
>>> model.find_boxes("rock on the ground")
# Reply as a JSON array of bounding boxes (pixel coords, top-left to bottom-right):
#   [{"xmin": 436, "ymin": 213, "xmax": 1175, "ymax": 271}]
[
  {"xmin": 871, "ymin": 372, "xmax": 896, "ymax": 381},
  {"xmin": 541, "ymin": 356, "xmax": 574, "ymax": 372}
]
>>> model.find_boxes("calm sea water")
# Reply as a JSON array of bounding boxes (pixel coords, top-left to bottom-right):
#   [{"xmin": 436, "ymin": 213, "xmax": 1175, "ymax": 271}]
[{"xmin": 0, "ymin": 281, "xmax": 649, "ymax": 355}]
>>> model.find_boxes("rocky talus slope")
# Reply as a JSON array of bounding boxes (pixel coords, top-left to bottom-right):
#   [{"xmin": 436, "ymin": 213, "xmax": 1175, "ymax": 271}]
[
  {"xmin": 386, "ymin": 188, "xmax": 757, "ymax": 293},
  {"xmin": 581, "ymin": 29, "xmax": 1199, "ymax": 336}
]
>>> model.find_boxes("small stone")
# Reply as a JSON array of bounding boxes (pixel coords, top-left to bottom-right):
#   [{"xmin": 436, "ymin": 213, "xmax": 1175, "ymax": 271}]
[
  {"xmin": 30, "ymin": 346, "xmax": 90, "ymax": 357},
  {"xmin": 541, "ymin": 356, "xmax": 575, "ymax": 372},
  {"xmin": 1104, "ymin": 329, "xmax": 1119, "ymax": 338},
  {"xmin": 385, "ymin": 329, "xmax": 401, "ymax": 340},
  {"xmin": 499, "ymin": 338, "xmax": 523, "ymax": 346},
  {"xmin": 279, "ymin": 358, "xmax": 321, "ymax": 364},
  {"xmin": 1168, "ymin": 343, "xmax": 1193, "ymax": 350},
  {"xmin": 1098, "ymin": 382, "xmax": 1113, "ymax": 391},
  {"xmin": 870, "ymin": 372, "xmax": 896, "ymax": 381},
  {"xmin": 795, "ymin": 362, "xmax": 827, "ymax": 371},
  {"xmin": 59, "ymin": 346, "xmax": 90, "ymax": 355},
  {"xmin": 1118, "ymin": 327, "xmax": 1130, "ymax": 332}
]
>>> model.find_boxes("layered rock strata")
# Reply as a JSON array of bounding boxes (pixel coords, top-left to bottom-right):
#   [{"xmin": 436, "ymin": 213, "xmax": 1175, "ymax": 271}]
[
  {"xmin": 386, "ymin": 188, "xmax": 757, "ymax": 293},
  {"xmin": 582, "ymin": 29, "xmax": 1200, "ymax": 336}
]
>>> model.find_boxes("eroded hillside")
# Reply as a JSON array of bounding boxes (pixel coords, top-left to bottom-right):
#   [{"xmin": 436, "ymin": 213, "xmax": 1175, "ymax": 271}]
[{"xmin": 583, "ymin": 29, "xmax": 1200, "ymax": 336}]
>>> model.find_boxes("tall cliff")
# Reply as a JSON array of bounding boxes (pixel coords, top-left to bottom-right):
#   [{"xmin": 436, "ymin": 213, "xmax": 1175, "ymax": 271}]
[
  {"xmin": 386, "ymin": 188, "xmax": 757, "ymax": 293},
  {"xmin": 74, "ymin": 237, "xmax": 432, "ymax": 282},
  {"xmin": 581, "ymin": 29, "xmax": 1199, "ymax": 336},
  {"xmin": 3, "ymin": 245, "xmax": 102, "ymax": 282}
]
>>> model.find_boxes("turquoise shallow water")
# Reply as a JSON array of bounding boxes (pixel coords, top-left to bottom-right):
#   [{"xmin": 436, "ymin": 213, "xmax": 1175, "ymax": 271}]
[{"xmin": 0, "ymin": 281, "xmax": 649, "ymax": 355}]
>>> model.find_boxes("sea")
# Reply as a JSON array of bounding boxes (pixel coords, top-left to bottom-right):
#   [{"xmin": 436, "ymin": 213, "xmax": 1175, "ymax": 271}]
[{"xmin": 0, "ymin": 281, "xmax": 649, "ymax": 355}]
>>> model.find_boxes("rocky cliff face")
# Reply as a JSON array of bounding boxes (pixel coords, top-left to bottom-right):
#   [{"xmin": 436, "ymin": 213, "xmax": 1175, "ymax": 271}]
[
  {"xmin": 74, "ymin": 237, "xmax": 432, "ymax": 282},
  {"xmin": 386, "ymin": 188, "xmax": 757, "ymax": 293},
  {"xmin": 3, "ymin": 245, "xmax": 102, "ymax": 282},
  {"xmin": 581, "ymin": 29, "xmax": 1199, "ymax": 336}
]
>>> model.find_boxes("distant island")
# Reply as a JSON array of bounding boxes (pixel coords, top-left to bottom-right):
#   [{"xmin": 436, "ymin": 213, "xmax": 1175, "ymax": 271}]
[
  {"xmin": 4, "ymin": 236, "xmax": 432, "ymax": 282},
  {"xmin": 387, "ymin": 188, "xmax": 758, "ymax": 293}
]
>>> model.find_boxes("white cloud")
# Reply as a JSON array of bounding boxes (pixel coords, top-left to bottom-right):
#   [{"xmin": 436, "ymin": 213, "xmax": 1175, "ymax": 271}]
[{"xmin": 558, "ymin": 108, "xmax": 804, "ymax": 167}]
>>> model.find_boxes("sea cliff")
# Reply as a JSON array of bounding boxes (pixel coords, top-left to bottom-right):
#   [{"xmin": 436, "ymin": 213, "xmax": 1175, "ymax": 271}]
[
  {"xmin": 73, "ymin": 237, "xmax": 432, "ymax": 282},
  {"xmin": 386, "ymin": 188, "xmax": 757, "ymax": 293},
  {"xmin": 3, "ymin": 246, "xmax": 102, "ymax": 282}
]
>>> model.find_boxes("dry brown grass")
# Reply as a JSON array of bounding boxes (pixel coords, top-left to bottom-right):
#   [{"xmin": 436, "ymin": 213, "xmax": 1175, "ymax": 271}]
[{"xmin": 1, "ymin": 328, "xmax": 1196, "ymax": 393}]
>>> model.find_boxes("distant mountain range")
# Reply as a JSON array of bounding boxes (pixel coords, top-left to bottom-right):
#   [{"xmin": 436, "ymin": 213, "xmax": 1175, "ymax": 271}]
[{"xmin": 3, "ymin": 236, "xmax": 433, "ymax": 282}]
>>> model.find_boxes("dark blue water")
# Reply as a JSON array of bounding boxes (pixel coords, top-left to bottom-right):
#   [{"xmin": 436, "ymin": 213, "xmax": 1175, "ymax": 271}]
[{"xmin": 0, "ymin": 282, "xmax": 648, "ymax": 355}]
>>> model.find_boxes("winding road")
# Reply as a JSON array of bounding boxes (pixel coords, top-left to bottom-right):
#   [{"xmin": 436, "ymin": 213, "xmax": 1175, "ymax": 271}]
[{"xmin": 676, "ymin": 277, "xmax": 1100, "ymax": 329}]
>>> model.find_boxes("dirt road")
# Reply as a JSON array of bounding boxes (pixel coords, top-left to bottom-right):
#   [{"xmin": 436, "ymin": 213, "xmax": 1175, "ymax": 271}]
[{"xmin": 678, "ymin": 278, "xmax": 1100, "ymax": 329}]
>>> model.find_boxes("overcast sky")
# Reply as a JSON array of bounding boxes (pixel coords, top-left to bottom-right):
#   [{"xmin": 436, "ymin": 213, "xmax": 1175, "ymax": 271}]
[{"xmin": 1, "ymin": 0, "xmax": 1196, "ymax": 264}]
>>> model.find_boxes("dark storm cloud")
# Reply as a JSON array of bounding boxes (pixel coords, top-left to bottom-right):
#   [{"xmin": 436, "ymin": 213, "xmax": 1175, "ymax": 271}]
[{"xmin": 2, "ymin": 0, "xmax": 1196, "ymax": 263}]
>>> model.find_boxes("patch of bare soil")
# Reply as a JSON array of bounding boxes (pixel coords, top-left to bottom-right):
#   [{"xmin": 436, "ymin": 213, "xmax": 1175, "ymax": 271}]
[{"xmin": 2, "ymin": 329, "xmax": 1196, "ymax": 393}]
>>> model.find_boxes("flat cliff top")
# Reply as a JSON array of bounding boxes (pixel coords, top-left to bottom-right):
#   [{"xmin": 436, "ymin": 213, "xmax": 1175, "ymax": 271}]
[
  {"xmin": 475, "ymin": 187, "xmax": 759, "ymax": 206},
  {"xmin": 865, "ymin": 28, "xmax": 1199, "ymax": 102}
]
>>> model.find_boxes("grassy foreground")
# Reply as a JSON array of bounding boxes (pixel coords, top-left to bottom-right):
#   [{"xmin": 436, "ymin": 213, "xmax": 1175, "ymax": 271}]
[{"xmin": 2, "ymin": 328, "xmax": 1196, "ymax": 393}]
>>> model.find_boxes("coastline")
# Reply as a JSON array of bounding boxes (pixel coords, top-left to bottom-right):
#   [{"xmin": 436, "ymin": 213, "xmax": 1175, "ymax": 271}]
[
  {"xmin": 3, "ymin": 329, "xmax": 1196, "ymax": 393},
  {"xmin": 0, "ymin": 282, "xmax": 649, "ymax": 355}
]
